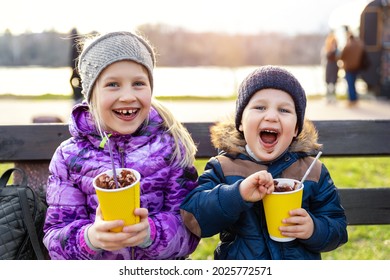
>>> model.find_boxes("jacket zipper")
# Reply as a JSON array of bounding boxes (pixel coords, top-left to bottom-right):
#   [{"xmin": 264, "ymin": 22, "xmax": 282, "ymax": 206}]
[{"xmin": 118, "ymin": 146, "xmax": 125, "ymax": 168}]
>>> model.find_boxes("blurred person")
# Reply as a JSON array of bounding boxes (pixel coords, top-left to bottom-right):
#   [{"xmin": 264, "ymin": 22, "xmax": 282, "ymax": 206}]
[
  {"xmin": 340, "ymin": 26, "xmax": 365, "ymax": 107},
  {"xmin": 322, "ymin": 30, "xmax": 339, "ymax": 104},
  {"xmin": 69, "ymin": 28, "xmax": 83, "ymax": 104}
]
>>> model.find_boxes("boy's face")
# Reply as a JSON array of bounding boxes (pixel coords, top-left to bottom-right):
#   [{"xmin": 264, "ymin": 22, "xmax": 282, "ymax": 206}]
[
  {"xmin": 239, "ymin": 89, "xmax": 298, "ymax": 162},
  {"xmin": 93, "ymin": 60, "xmax": 152, "ymax": 135}
]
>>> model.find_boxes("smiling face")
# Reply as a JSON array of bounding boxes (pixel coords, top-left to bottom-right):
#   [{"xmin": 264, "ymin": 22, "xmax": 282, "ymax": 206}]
[
  {"xmin": 92, "ymin": 60, "xmax": 152, "ymax": 135},
  {"xmin": 239, "ymin": 88, "xmax": 298, "ymax": 162}
]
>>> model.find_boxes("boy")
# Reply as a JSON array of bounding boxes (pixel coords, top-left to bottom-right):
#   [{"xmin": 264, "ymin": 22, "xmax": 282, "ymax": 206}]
[{"xmin": 181, "ymin": 65, "xmax": 347, "ymax": 259}]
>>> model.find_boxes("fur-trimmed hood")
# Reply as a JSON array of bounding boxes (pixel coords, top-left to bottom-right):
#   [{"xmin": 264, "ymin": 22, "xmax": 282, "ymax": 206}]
[{"xmin": 210, "ymin": 118, "xmax": 322, "ymax": 156}]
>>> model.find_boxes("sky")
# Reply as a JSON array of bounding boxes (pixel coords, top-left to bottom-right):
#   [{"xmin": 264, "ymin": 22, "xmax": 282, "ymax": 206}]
[{"xmin": 1, "ymin": 0, "xmax": 371, "ymax": 35}]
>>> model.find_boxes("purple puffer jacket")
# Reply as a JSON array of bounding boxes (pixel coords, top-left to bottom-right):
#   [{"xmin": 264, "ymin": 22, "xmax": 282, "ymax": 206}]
[{"xmin": 43, "ymin": 103, "xmax": 199, "ymax": 259}]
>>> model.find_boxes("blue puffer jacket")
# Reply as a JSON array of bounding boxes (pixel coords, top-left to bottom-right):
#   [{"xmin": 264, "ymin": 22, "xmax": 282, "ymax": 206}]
[{"xmin": 181, "ymin": 120, "xmax": 348, "ymax": 259}]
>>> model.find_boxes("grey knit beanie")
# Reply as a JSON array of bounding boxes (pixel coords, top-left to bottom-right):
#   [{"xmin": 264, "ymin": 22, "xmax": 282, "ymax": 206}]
[
  {"xmin": 235, "ymin": 65, "xmax": 307, "ymax": 136},
  {"xmin": 78, "ymin": 31, "xmax": 155, "ymax": 103}
]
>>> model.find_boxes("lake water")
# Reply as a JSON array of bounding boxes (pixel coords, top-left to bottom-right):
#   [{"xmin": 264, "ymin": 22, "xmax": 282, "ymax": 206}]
[{"xmin": 0, "ymin": 65, "xmax": 351, "ymax": 97}]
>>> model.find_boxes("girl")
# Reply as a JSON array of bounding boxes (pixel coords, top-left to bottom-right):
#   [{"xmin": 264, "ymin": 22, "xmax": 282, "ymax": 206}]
[
  {"xmin": 43, "ymin": 31, "xmax": 199, "ymax": 259},
  {"xmin": 181, "ymin": 65, "xmax": 348, "ymax": 259}
]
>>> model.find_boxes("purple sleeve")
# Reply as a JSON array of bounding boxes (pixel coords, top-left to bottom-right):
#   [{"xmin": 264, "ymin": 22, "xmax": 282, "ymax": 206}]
[
  {"xmin": 137, "ymin": 164, "xmax": 199, "ymax": 259},
  {"xmin": 43, "ymin": 146, "xmax": 94, "ymax": 260}
]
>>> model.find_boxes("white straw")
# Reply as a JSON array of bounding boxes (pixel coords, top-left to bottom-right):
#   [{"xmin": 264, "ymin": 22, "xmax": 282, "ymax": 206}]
[{"xmin": 298, "ymin": 151, "xmax": 323, "ymax": 189}]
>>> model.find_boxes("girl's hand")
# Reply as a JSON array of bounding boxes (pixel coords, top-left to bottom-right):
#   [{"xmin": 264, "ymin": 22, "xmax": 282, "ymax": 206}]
[
  {"xmin": 87, "ymin": 206, "xmax": 150, "ymax": 251},
  {"xmin": 239, "ymin": 170, "xmax": 274, "ymax": 202},
  {"xmin": 278, "ymin": 208, "xmax": 314, "ymax": 240},
  {"xmin": 122, "ymin": 208, "xmax": 150, "ymax": 247}
]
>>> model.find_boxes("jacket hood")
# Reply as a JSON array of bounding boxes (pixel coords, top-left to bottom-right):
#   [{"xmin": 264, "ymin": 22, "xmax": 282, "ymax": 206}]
[
  {"xmin": 210, "ymin": 118, "xmax": 322, "ymax": 156},
  {"xmin": 69, "ymin": 102, "xmax": 98, "ymax": 138}
]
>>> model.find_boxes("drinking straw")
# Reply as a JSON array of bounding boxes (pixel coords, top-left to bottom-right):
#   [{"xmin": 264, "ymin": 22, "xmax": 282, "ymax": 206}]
[
  {"xmin": 297, "ymin": 151, "xmax": 323, "ymax": 189},
  {"xmin": 103, "ymin": 132, "xmax": 119, "ymax": 189}
]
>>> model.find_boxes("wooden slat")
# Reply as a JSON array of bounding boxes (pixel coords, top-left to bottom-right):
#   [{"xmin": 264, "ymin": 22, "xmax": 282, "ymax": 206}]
[
  {"xmin": 339, "ymin": 188, "xmax": 390, "ymax": 225},
  {"xmin": 1, "ymin": 120, "xmax": 389, "ymax": 161},
  {"xmin": 184, "ymin": 122, "xmax": 216, "ymax": 158},
  {"xmin": 186, "ymin": 120, "xmax": 390, "ymax": 158},
  {"xmin": 0, "ymin": 124, "xmax": 70, "ymax": 161},
  {"xmin": 315, "ymin": 120, "xmax": 390, "ymax": 157}
]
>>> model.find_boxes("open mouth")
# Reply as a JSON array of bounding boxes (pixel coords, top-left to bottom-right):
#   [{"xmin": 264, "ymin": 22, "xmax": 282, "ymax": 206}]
[
  {"xmin": 260, "ymin": 129, "xmax": 279, "ymax": 145},
  {"xmin": 113, "ymin": 108, "xmax": 139, "ymax": 119}
]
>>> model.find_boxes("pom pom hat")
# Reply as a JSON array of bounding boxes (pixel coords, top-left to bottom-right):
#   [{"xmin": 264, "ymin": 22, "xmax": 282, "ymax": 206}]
[
  {"xmin": 78, "ymin": 31, "xmax": 156, "ymax": 103},
  {"xmin": 235, "ymin": 65, "xmax": 307, "ymax": 136}
]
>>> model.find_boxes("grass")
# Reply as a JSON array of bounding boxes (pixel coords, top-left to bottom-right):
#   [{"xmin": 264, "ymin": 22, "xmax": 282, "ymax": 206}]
[
  {"xmin": 190, "ymin": 157, "xmax": 390, "ymax": 260},
  {"xmin": 2, "ymin": 157, "xmax": 389, "ymax": 260}
]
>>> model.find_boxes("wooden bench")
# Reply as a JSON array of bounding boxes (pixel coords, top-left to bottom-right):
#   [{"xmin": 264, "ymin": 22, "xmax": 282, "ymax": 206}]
[{"xmin": 0, "ymin": 120, "xmax": 390, "ymax": 226}]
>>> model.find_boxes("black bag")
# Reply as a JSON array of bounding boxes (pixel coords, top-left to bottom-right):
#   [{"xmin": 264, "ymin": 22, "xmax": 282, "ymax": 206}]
[{"xmin": 0, "ymin": 168, "xmax": 47, "ymax": 260}]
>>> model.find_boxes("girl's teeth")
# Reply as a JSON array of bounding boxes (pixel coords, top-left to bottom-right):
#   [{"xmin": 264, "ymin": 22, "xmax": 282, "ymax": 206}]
[{"xmin": 120, "ymin": 109, "xmax": 135, "ymax": 114}]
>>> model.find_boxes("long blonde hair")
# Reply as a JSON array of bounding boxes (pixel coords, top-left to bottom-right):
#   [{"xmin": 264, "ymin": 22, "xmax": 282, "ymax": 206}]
[{"xmin": 151, "ymin": 98, "xmax": 197, "ymax": 168}]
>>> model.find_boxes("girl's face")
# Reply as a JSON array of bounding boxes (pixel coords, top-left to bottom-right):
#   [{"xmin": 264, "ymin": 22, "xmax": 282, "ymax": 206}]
[
  {"xmin": 239, "ymin": 89, "xmax": 298, "ymax": 162},
  {"xmin": 93, "ymin": 60, "xmax": 152, "ymax": 135}
]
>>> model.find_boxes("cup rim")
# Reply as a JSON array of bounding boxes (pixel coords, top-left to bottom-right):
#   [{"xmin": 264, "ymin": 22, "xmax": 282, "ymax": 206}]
[
  {"xmin": 271, "ymin": 178, "xmax": 303, "ymax": 195},
  {"xmin": 93, "ymin": 168, "xmax": 140, "ymax": 192},
  {"xmin": 269, "ymin": 235, "xmax": 296, "ymax": 242}
]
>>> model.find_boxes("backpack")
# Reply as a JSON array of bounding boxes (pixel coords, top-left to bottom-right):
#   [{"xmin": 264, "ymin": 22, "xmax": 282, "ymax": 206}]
[{"xmin": 0, "ymin": 168, "xmax": 48, "ymax": 260}]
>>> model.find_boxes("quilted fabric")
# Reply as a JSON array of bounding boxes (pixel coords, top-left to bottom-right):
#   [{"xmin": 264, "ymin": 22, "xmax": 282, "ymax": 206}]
[{"xmin": 0, "ymin": 184, "xmax": 47, "ymax": 260}]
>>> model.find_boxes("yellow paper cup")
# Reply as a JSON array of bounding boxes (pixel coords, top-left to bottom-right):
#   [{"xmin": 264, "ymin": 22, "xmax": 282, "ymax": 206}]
[
  {"xmin": 93, "ymin": 168, "xmax": 140, "ymax": 232},
  {"xmin": 262, "ymin": 178, "xmax": 304, "ymax": 242}
]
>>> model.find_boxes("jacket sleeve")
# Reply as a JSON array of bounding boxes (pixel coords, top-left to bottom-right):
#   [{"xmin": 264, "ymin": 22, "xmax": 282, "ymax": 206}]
[
  {"xmin": 180, "ymin": 157, "xmax": 253, "ymax": 238},
  {"xmin": 138, "ymin": 162, "xmax": 200, "ymax": 259},
  {"xmin": 299, "ymin": 164, "xmax": 348, "ymax": 252},
  {"xmin": 43, "ymin": 144, "xmax": 94, "ymax": 260}
]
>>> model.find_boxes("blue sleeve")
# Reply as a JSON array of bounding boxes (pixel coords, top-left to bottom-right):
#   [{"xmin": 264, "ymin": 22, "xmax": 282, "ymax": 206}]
[
  {"xmin": 299, "ymin": 164, "xmax": 348, "ymax": 252},
  {"xmin": 181, "ymin": 157, "xmax": 253, "ymax": 238}
]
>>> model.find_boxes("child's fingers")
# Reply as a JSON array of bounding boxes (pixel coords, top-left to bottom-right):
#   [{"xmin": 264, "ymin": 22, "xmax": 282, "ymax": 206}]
[
  {"xmin": 257, "ymin": 171, "xmax": 274, "ymax": 193},
  {"xmin": 134, "ymin": 207, "xmax": 148, "ymax": 219}
]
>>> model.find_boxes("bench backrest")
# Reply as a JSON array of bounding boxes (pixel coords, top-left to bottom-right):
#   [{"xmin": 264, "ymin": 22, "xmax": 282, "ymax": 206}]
[{"xmin": 0, "ymin": 120, "xmax": 389, "ymax": 225}]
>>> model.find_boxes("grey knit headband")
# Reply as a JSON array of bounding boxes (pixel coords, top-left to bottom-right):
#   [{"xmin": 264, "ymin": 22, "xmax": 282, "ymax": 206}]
[
  {"xmin": 78, "ymin": 31, "xmax": 155, "ymax": 103},
  {"xmin": 235, "ymin": 65, "xmax": 307, "ymax": 136}
]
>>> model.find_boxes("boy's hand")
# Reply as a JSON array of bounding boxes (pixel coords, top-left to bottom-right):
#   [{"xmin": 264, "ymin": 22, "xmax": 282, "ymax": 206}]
[
  {"xmin": 239, "ymin": 170, "xmax": 274, "ymax": 202},
  {"xmin": 279, "ymin": 208, "xmax": 314, "ymax": 240}
]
